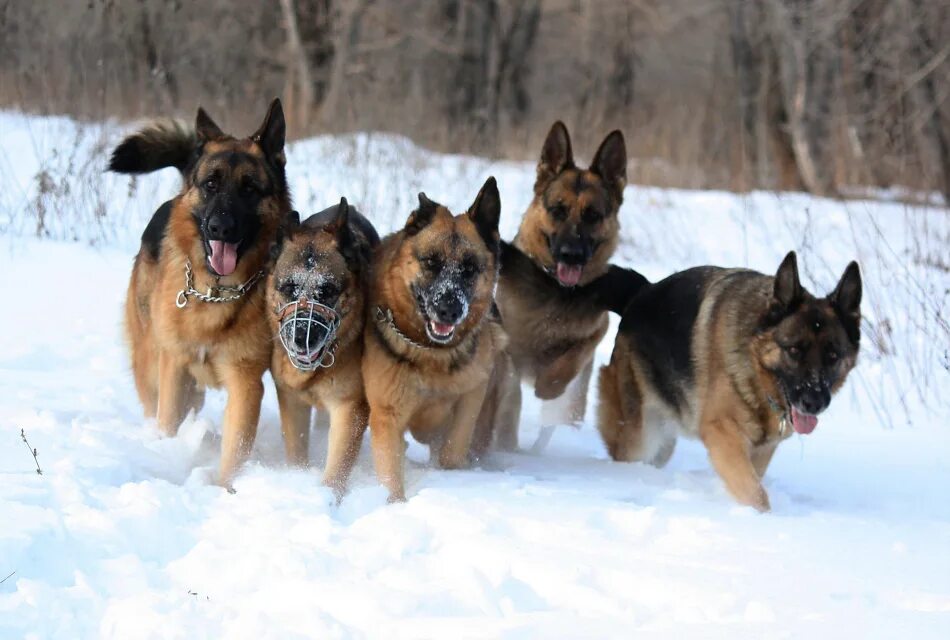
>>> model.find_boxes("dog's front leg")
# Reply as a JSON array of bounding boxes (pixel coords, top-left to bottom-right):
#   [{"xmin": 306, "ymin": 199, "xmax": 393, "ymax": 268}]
[
  {"xmin": 534, "ymin": 327, "xmax": 605, "ymax": 400},
  {"xmin": 439, "ymin": 380, "xmax": 490, "ymax": 469},
  {"xmin": 701, "ymin": 416, "xmax": 770, "ymax": 512},
  {"xmin": 276, "ymin": 385, "xmax": 312, "ymax": 467},
  {"xmin": 368, "ymin": 403, "xmax": 409, "ymax": 502},
  {"xmin": 218, "ymin": 365, "xmax": 265, "ymax": 489},
  {"xmin": 156, "ymin": 350, "xmax": 191, "ymax": 437},
  {"xmin": 323, "ymin": 397, "xmax": 368, "ymax": 499}
]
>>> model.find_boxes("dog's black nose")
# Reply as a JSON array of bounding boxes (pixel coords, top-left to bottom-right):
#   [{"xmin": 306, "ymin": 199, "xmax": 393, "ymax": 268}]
[
  {"xmin": 798, "ymin": 388, "xmax": 830, "ymax": 415},
  {"xmin": 294, "ymin": 321, "xmax": 328, "ymax": 350},
  {"xmin": 554, "ymin": 240, "xmax": 589, "ymax": 266},
  {"xmin": 207, "ymin": 213, "xmax": 238, "ymax": 241},
  {"xmin": 433, "ymin": 295, "xmax": 464, "ymax": 325}
]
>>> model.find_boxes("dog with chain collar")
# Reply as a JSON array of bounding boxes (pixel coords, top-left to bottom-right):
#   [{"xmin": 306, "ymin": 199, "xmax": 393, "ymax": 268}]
[{"xmin": 363, "ymin": 177, "xmax": 507, "ymax": 502}]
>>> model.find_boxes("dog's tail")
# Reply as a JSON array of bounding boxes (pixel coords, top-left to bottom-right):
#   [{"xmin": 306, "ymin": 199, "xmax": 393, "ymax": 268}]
[
  {"xmin": 593, "ymin": 265, "xmax": 651, "ymax": 315},
  {"xmin": 108, "ymin": 120, "xmax": 196, "ymax": 176}
]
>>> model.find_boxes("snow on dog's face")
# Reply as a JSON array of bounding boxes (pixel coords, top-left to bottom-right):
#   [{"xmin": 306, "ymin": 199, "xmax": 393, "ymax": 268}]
[
  {"xmin": 395, "ymin": 177, "xmax": 500, "ymax": 347},
  {"xmin": 755, "ymin": 252, "xmax": 863, "ymax": 434}
]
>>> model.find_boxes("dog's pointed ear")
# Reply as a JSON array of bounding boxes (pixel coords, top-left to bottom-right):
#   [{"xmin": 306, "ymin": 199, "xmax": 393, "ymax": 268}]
[
  {"xmin": 196, "ymin": 107, "xmax": 225, "ymax": 142},
  {"xmin": 328, "ymin": 197, "xmax": 354, "ymax": 246},
  {"xmin": 591, "ymin": 130, "xmax": 627, "ymax": 202},
  {"xmin": 535, "ymin": 121, "xmax": 574, "ymax": 194},
  {"xmin": 405, "ymin": 192, "xmax": 439, "ymax": 235},
  {"xmin": 252, "ymin": 98, "xmax": 286, "ymax": 165},
  {"xmin": 829, "ymin": 260, "xmax": 862, "ymax": 320},
  {"xmin": 269, "ymin": 210, "xmax": 300, "ymax": 264},
  {"xmin": 772, "ymin": 251, "xmax": 803, "ymax": 309},
  {"xmin": 467, "ymin": 176, "xmax": 501, "ymax": 253}
]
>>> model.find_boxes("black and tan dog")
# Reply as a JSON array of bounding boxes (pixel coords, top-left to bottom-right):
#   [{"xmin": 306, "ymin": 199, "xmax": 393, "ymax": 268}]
[
  {"xmin": 489, "ymin": 121, "xmax": 629, "ymax": 449},
  {"xmin": 110, "ymin": 99, "xmax": 291, "ymax": 487},
  {"xmin": 598, "ymin": 251, "xmax": 862, "ymax": 511},
  {"xmin": 267, "ymin": 198, "xmax": 379, "ymax": 497},
  {"xmin": 364, "ymin": 177, "xmax": 507, "ymax": 501}
]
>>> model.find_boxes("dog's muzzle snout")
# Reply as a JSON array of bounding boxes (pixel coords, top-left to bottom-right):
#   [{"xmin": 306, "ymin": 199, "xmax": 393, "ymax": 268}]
[{"xmin": 276, "ymin": 299, "xmax": 341, "ymax": 370}]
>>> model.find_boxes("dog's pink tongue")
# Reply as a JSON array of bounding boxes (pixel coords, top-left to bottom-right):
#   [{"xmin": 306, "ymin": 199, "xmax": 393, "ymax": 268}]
[
  {"xmin": 209, "ymin": 240, "xmax": 238, "ymax": 276},
  {"xmin": 791, "ymin": 407, "xmax": 818, "ymax": 434},
  {"xmin": 556, "ymin": 262, "xmax": 583, "ymax": 286}
]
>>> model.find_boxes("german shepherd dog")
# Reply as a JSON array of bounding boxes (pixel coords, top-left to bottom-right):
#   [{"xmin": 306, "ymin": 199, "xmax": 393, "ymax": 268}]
[
  {"xmin": 489, "ymin": 121, "xmax": 628, "ymax": 449},
  {"xmin": 110, "ymin": 99, "xmax": 291, "ymax": 488},
  {"xmin": 598, "ymin": 252, "xmax": 862, "ymax": 511},
  {"xmin": 267, "ymin": 198, "xmax": 379, "ymax": 498},
  {"xmin": 364, "ymin": 177, "xmax": 506, "ymax": 501}
]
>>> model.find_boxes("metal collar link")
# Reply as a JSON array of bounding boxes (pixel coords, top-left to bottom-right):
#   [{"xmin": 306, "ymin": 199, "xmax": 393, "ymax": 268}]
[
  {"xmin": 766, "ymin": 395, "xmax": 790, "ymax": 438},
  {"xmin": 175, "ymin": 260, "xmax": 265, "ymax": 308},
  {"xmin": 375, "ymin": 306, "xmax": 432, "ymax": 350}
]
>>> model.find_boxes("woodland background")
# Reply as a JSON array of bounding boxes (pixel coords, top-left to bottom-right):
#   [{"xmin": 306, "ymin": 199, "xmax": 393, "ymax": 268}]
[{"xmin": 1, "ymin": 0, "xmax": 949, "ymax": 198}]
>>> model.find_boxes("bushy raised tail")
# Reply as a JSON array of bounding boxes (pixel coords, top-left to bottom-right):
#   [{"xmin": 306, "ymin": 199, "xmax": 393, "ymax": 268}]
[{"xmin": 108, "ymin": 120, "xmax": 196, "ymax": 175}]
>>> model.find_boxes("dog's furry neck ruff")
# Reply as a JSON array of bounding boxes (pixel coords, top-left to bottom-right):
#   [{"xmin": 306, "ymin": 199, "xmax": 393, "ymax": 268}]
[
  {"xmin": 373, "ymin": 306, "xmax": 482, "ymax": 370},
  {"xmin": 175, "ymin": 259, "xmax": 265, "ymax": 308}
]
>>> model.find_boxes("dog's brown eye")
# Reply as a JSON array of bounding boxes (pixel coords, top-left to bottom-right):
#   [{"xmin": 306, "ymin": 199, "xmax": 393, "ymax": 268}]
[
  {"xmin": 204, "ymin": 179, "xmax": 218, "ymax": 193},
  {"xmin": 826, "ymin": 349, "xmax": 838, "ymax": 364},
  {"xmin": 549, "ymin": 205, "xmax": 568, "ymax": 222},
  {"xmin": 786, "ymin": 345, "xmax": 801, "ymax": 358},
  {"xmin": 241, "ymin": 181, "xmax": 259, "ymax": 196}
]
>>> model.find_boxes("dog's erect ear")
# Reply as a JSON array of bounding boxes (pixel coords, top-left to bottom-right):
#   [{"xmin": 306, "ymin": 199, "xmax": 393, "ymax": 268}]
[
  {"xmin": 196, "ymin": 107, "xmax": 225, "ymax": 142},
  {"xmin": 405, "ymin": 192, "xmax": 439, "ymax": 235},
  {"xmin": 829, "ymin": 261, "xmax": 862, "ymax": 325},
  {"xmin": 467, "ymin": 176, "xmax": 501, "ymax": 253},
  {"xmin": 591, "ymin": 130, "xmax": 627, "ymax": 202},
  {"xmin": 772, "ymin": 251, "xmax": 803, "ymax": 309},
  {"xmin": 252, "ymin": 98, "xmax": 286, "ymax": 164},
  {"xmin": 535, "ymin": 121, "xmax": 574, "ymax": 193}
]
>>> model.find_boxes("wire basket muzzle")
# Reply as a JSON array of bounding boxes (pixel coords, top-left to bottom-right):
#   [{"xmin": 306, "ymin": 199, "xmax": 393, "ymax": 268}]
[{"xmin": 276, "ymin": 299, "xmax": 341, "ymax": 370}]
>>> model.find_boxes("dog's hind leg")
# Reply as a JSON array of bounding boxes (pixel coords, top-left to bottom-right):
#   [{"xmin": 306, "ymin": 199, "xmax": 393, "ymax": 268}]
[{"xmin": 597, "ymin": 351, "xmax": 647, "ymax": 462}]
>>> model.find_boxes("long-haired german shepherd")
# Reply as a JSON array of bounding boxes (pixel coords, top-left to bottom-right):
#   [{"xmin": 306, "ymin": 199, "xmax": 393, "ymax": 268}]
[
  {"xmin": 267, "ymin": 198, "xmax": 379, "ymax": 498},
  {"xmin": 598, "ymin": 251, "xmax": 862, "ymax": 511},
  {"xmin": 110, "ymin": 99, "xmax": 291, "ymax": 488},
  {"xmin": 363, "ymin": 177, "xmax": 506, "ymax": 501},
  {"xmin": 488, "ymin": 121, "xmax": 630, "ymax": 449}
]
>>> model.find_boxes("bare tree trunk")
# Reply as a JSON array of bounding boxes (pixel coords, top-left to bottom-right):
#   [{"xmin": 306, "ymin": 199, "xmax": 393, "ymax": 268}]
[{"xmin": 279, "ymin": 0, "xmax": 313, "ymax": 131}]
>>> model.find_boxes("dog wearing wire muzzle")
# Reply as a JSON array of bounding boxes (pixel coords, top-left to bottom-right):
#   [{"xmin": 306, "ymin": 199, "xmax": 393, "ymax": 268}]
[
  {"xmin": 109, "ymin": 99, "xmax": 290, "ymax": 489},
  {"xmin": 363, "ymin": 177, "xmax": 508, "ymax": 502},
  {"xmin": 267, "ymin": 198, "xmax": 379, "ymax": 498}
]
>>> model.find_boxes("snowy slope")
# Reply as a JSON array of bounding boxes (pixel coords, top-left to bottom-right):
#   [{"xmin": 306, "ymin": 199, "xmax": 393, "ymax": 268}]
[{"xmin": 1, "ymin": 113, "xmax": 949, "ymax": 639}]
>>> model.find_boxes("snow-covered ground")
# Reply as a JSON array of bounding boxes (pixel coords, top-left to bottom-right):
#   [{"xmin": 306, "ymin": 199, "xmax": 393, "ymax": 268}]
[{"xmin": 1, "ymin": 112, "xmax": 948, "ymax": 638}]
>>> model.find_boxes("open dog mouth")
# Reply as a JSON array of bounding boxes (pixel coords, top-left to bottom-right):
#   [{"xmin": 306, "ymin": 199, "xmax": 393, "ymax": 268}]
[
  {"xmin": 555, "ymin": 262, "xmax": 584, "ymax": 287},
  {"xmin": 206, "ymin": 240, "xmax": 242, "ymax": 276},
  {"xmin": 789, "ymin": 406, "xmax": 819, "ymax": 434},
  {"xmin": 425, "ymin": 319, "xmax": 457, "ymax": 344}
]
